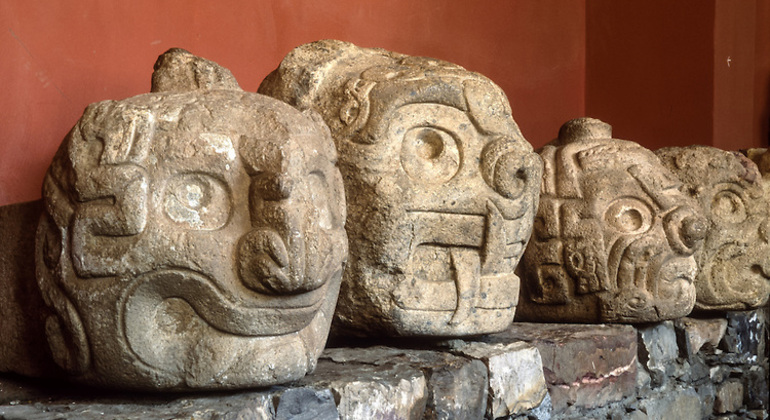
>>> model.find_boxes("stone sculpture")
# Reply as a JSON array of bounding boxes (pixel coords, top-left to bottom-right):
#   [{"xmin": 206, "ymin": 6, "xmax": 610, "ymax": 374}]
[
  {"xmin": 517, "ymin": 118, "xmax": 707, "ymax": 323},
  {"xmin": 35, "ymin": 48, "xmax": 348, "ymax": 390},
  {"xmin": 259, "ymin": 40, "xmax": 542, "ymax": 336},
  {"xmin": 656, "ymin": 146, "xmax": 770, "ymax": 311}
]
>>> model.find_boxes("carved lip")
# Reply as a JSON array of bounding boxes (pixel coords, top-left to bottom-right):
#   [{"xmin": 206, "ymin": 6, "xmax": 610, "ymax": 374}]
[
  {"xmin": 121, "ymin": 269, "xmax": 328, "ymax": 339},
  {"xmin": 395, "ymin": 200, "xmax": 524, "ymax": 325}
]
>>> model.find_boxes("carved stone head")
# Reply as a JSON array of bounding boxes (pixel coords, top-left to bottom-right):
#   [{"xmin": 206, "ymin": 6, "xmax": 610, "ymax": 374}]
[
  {"xmin": 260, "ymin": 40, "xmax": 542, "ymax": 336},
  {"xmin": 35, "ymin": 49, "xmax": 347, "ymax": 390},
  {"xmin": 657, "ymin": 146, "xmax": 770, "ymax": 311},
  {"xmin": 517, "ymin": 118, "xmax": 707, "ymax": 323}
]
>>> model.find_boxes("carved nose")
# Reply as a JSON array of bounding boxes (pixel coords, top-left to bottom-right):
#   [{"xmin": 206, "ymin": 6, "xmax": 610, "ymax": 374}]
[
  {"xmin": 481, "ymin": 137, "xmax": 541, "ymax": 200},
  {"xmin": 681, "ymin": 214, "xmax": 708, "ymax": 245},
  {"xmin": 664, "ymin": 206, "xmax": 708, "ymax": 255}
]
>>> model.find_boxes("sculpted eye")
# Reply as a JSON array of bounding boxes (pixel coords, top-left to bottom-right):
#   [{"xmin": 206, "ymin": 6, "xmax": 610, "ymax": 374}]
[
  {"xmin": 400, "ymin": 126, "xmax": 461, "ymax": 183},
  {"xmin": 604, "ymin": 197, "xmax": 653, "ymax": 234},
  {"xmin": 711, "ymin": 186, "xmax": 747, "ymax": 224},
  {"xmin": 163, "ymin": 173, "xmax": 230, "ymax": 230}
]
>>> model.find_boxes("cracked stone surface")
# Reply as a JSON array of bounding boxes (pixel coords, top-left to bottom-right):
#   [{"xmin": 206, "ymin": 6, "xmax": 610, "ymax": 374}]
[
  {"xmin": 657, "ymin": 146, "xmax": 770, "ymax": 311},
  {"xmin": 485, "ymin": 322, "xmax": 637, "ymax": 412},
  {"xmin": 447, "ymin": 340, "xmax": 547, "ymax": 418},
  {"xmin": 259, "ymin": 39, "xmax": 542, "ymax": 337},
  {"xmin": 517, "ymin": 117, "xmax": 706, "ymax": 323},
  {"xmin": 30, "ymin": 48, "xmax": 347, "ymax": 390}
]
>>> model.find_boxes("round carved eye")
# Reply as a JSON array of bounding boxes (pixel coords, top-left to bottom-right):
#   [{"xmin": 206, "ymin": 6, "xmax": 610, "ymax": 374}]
[
  {"xmin": 711, "ymin": 187, "xmax": 747, "ymax": 224},
  {"xmin": 604, "ymin": 197, "xmax": 653, "ymax": 234},
  {"xmin": 163, "ymin": 173, "xmax": 230, "ymax": 230},
  {"xmin": 400, "ymin": 126, "xmax": 461, "ymax": 183}
]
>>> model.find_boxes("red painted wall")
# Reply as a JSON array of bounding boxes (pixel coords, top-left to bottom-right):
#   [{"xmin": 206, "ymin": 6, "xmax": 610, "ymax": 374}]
[
  {"xmin": 585, "ymin": 0, "xmax": 716, "ymax": 150},
  {"xmin": 585, "ymin": 0, "xmax": 770, "ymax": 152},
  {"xmin": 755, "ymin": 0, "xmax": 770, "ymax": 146},
  {"xmin": 0, "ymin": 0, "xmax": 586, "ymax": 206}
]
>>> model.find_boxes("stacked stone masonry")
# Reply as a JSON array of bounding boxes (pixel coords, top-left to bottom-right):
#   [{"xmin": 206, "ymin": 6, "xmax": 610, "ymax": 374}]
[{"xmin": 1, "ymin": 309, "xmax": 766, "ymax": 419}]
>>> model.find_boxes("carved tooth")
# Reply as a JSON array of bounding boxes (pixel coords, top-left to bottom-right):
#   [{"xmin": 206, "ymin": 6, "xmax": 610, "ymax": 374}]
[
  {"xmin": 481, "ymin": 200, "xmax": 505, "ymax": 275},
  {"xmin": 449, "ymin": 248, "xmax": 480, "ymax": 325}
]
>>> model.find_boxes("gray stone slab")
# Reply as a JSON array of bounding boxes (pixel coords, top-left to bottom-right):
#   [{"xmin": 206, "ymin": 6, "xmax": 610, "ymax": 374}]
[
  {"xmin": 486, "ymin": 322, "xmax": 637, "ymax": 412},
  {"xmin": 447, "ymin": 340, "xmax": 547, "ymax": 419}
]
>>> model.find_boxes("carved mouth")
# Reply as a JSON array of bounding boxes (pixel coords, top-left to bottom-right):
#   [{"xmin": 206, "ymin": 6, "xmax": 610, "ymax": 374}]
[
  {"xmin": 700, "ymin": 243, "xmax": 770, "ymax": 309},
  {"xmin": 120, "ymin": 268, "xmax": 330, "ymax": 370},
  {"xmin": 394, "ymin": 200, "xmax": 524, "ymax": 325}
]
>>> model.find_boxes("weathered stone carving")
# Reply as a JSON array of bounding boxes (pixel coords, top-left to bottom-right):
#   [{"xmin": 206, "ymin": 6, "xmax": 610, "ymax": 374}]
[
  {"xmin": 656, "ymin": 146, "xmax": 770, "ymax": 311},
  {"xmin": 35, "ymin": 49, "xmax": 347, "ymax": 390},
  {"xmin": 259, "ymin": 40, "xmax": 542, "ymax": 336},
  {"xmin": 517, "ymin": 118, "xmax": 706, "ymax": 323}
]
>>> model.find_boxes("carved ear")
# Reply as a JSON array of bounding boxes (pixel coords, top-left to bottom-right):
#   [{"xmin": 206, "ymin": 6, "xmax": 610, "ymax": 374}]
[{"xmin": 151, "ymin": 48, "xmax": 242, "ymax": 93}]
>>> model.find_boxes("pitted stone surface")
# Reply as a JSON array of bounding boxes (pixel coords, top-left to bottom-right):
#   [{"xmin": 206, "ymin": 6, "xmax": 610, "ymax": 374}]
[
  {"xmin": 260, "ymin": 39, "xmax": 542, "ymax": 337},
  {"xmin": 518, "ymin": 117, "xmax": 705, "ymax": 323},
  {"xmin": 721, "ymin": 310, "xmax": 767, "ymax": 364},
  {"xmin": 447, "ymin": 340, "xmax": 547, "ymax": 419},
  {"xmin": 657, "ymin": 146, "xmax": 770, "ymax": 311},
  {"xmin": 638, "ymin": 321, "xmax": 678, "ymax": 387},
  {"xmin": 637, "ymin": 387, "xmax": 703, "ymax": 420},
  {"xmin": 714, "ymin": 379, "xmax": 744, "ymax": 414},
  {"xmin": 298, "ymin": 351, "xmax": 429, "ymax": 420},
  {"xmin": 33, "ymin": 48, "xmax": 347, "ymax": 390},
  {"xmin": 313, "ymin": 346, "xmax": 488, "ymax": 420},
  {"xmin": 486, "ymin": 322, "xmax": 637, "ymax": 412},
  {"xmin": 674, "ymin": 317, "xmax": 727, "ymax": 360},
  {"xmin": 0, "ymin": 201, "xmax": 61, "ymax": 378}
]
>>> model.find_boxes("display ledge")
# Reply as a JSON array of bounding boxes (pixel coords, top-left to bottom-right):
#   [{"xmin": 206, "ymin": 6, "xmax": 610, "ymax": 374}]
[{"xmin": 0, "ymin": 309, "xmax": 767, "ymax": 420}]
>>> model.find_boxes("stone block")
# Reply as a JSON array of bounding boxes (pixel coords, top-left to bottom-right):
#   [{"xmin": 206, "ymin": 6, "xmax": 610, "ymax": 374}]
[
  {"xmin": 298, "ymin": 348, "xmax": 429, "ymax": 420},
  {"xmin": 746, "ymin": 366, "xmax": 769, "ymax": 410},
  {"xmin": 0, "ymin": 389, "xmax": 276, "ymax": 420},
  {"xmin": 487, "ymin": 322, "xmax": 637, "ymax": 412},
  {"xmin": 312, "ymin": 346, "xmax": 488, "ymax": 420},
  {"xmin": 447, "ymin": 340, "xmax": 547, "ymax": 419},
  {"xmin": 274, "ymin": 388, "xmax": 339, "ymax": 420},
  {"xmin": 674, "ymin": 317, "xmax": 727, "ymax": 360},
  {"xmin": 0, "ymin": 200, "xmax": 59, "ymax": 378},
  {"xmin": 638, "ymin": 321, "xmax": 678, "ymax": 387},
  {"xmin": 721, "ymin": 310, "xmax": 767, "ymax": 363},
  {"xmin": 714, "ymin": 379, "xmax": 744, "ymax": 414},
  {"xmin": 696, "ymin": 383, "xmax": 716, "ymax": 416},
  {"xmin": 637, "ymin": 387, "xmax": 703, "ymax": 420}
]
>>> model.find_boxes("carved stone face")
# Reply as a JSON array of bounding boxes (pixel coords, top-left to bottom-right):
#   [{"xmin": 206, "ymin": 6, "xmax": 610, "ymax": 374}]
[
  {"xmin": 657, "ymin": 146, "xmax": 770, "ymax": 311},
  {"xmin": 517, "ymin": 118, "xmax": 706, "ymax": 323},
  {"xmin": 36, "ymin": 52, "xmax": 346, "ymax": 390},
  {"xmin": 260, "ymin": 40, "xmax": 541, "ymax": 336}
]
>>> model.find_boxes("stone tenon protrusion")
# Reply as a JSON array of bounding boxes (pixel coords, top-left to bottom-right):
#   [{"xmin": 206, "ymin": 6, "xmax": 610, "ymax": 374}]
[
  {"xmin": 517, "ymin": 117, "xmax": 706, "ymax": 323},
  {"xmin": 33, "ymin": 48, "xmax": 348, "ymax": 390}
]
